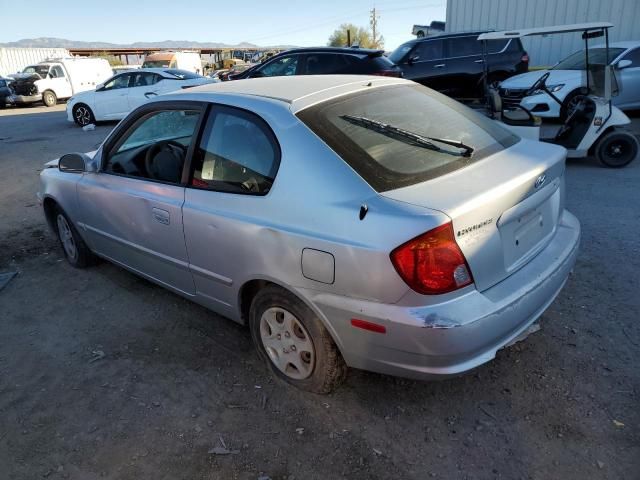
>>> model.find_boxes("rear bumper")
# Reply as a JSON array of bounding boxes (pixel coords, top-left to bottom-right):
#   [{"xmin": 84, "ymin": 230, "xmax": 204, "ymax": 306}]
[
  {"xmin": 304, "ymin": 210, "xmax": 580, "ymax": 380},
  {"xmin": 10, "ymin": 93, "xmax": 42, "ymax": 104}
]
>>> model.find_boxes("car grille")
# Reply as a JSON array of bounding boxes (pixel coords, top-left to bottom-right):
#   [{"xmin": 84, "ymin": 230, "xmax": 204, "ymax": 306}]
[{"xmin": 499, "ymin": 87, "xmax": 528, "ymax": 109}]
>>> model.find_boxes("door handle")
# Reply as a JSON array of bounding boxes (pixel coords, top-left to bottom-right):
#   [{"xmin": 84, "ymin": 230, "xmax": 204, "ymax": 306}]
[
  {"xmin": 474, "ymin": 59, "xmax": 484, "ymax": 63},
  {"xmin": 152, "ymin": 208, "xmax": 170, "ymax": 225},
  {"xmin": 434, "ymin": 64, "xmax": 446, "ymax": 68},
  {"xmin": 145, "ymin": 92, "xmax": 158, "ymax": 98}
]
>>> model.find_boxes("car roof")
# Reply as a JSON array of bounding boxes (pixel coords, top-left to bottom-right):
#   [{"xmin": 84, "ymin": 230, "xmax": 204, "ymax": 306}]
[
  {"xmin": 399, "ymin": 31, "xmax": 490, "ymax": 46},
  {"xmin": 113, "ymin": 68, "xmax": 188, "ymax": 78},
  {"xmin": 168, "ymin": 74, "xmax": 409, "ymax": 112},
  {"xmin": 271, "ymin": 47, "xmax": 384, "ymax": 56}
]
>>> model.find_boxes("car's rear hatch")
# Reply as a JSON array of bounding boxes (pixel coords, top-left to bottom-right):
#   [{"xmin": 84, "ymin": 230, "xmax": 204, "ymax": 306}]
[{"xmin": 381, "ymin": 140, "xmax": 566, "ymax": 292}]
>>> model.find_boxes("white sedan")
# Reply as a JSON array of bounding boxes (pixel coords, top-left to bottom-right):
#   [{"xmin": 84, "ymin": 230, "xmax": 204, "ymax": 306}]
[
  {"xmin": 499, "ymin": 42, "xmax": 640, "ymax": 119},
  {"xmin": 66, "ymin": 68, "xmax": 216, "ymax": 126}
]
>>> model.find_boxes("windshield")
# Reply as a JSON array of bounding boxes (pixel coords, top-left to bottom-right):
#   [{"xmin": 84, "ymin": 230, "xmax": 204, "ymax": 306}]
[
  {"xmin": 553, "ymin": 48, "xmax": 626, "ymax": 70},
  {"xmin": 143, "ymin": 60, "xmax": 171, "ymax": 68},
  {"xmin": 163, "ymin": 69, "xmax": 200, "ymax": 79},
  {"xmin": 297, "ymin": 84, "xmax": 519, "ymax": 192},
  {"xmin": 22, "ymin": 65, "xmax": 50, "ymax": 77},
  {"xmin": 389, "ymin": 43, "xmax": 414, "ymax": 63}
]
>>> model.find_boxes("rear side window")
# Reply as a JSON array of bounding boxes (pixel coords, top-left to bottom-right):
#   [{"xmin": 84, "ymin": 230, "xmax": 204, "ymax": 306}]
[
  {"xmin": 190, "ymin": 106, "xmax": 280, "ymax": 195},
  {"xmin": 303, "ymin": 53, "xmax": 349, "ymax": 74},
  {"xmin": 297, "ymin": 84, "xmax": 519, "ymax": 192},
  {"xmin": 446, "ymin": 36, "xmax": 482, "ymax": 57}
]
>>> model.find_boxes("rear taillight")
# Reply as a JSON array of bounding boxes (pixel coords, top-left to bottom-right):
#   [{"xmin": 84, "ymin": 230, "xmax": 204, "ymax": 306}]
[
  {"xmin": 374, "ymin": 69, "xmax": 403, "ymax": 77},
  {"xmin": 390, "ymin": 222, "xmax": 473, "ymax": 295},
  {"xmin": 521, "ymin": 53, "xmax": 530, "ymax": 63}
]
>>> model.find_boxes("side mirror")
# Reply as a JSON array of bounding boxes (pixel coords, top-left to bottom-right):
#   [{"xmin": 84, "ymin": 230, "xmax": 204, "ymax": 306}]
[
  {"xmin": 408, "ymin": 55, "xmax": 420, "ymax": 65},
  {"xmin": 59, "ymin": 153, "xmax": 93, "ymax": 173},
  {"xmin": 617, "ymin": 59, "xmax": 632, "ymax": 70}
]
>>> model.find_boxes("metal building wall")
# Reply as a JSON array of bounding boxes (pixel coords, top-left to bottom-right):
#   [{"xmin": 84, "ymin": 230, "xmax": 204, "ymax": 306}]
[
  {"xmin": 0, "ymin": 48, "xmax": 71, "ymax": 76},
  {"xmin": 446, "ymin": 0, "xmax": 640, "ymax": 66}
]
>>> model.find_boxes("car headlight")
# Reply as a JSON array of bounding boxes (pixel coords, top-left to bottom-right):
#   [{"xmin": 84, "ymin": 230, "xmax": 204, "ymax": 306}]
[{"xmin": 532, "ymin": 84, "xmax": 564, "ymax": 95}]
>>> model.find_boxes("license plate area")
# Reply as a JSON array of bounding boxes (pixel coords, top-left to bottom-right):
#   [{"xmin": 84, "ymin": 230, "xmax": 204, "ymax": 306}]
[{"xmin": 499, "ymin": 189, "xmax": 558, "ymax": 272}]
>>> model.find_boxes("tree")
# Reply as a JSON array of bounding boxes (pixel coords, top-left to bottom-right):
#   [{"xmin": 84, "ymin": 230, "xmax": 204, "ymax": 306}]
[{"xmin": 328, "ymin": 24, "xmax": 375, "ymax": 48}]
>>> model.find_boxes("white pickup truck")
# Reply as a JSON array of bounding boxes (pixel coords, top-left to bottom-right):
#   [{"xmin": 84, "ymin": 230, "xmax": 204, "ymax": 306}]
[{"xmin": 9, "ymin": 57, "xmax": 112, "ymax": 107}]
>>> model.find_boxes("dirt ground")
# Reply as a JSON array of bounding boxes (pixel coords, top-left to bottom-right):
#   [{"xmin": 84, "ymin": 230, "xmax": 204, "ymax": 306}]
[{"xmin": 0, "ymin": 104, "xmax": 639, "ymax": 480}]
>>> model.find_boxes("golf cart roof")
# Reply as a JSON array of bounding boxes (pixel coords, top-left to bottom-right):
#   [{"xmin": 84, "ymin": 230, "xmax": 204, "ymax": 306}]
[{"xmin": 477, "ymin": 23, "xmax": 613, "ymax": 41}]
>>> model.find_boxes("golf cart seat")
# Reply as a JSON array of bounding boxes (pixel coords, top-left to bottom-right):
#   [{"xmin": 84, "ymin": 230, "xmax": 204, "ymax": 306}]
[{"xmin": 486, "ymin": 87, "xmax": 540, "ymax": 127}]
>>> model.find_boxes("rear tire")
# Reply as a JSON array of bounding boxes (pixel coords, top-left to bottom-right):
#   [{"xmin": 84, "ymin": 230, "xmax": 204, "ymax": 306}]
[
  {"xmin": 42, "ymin": 90, "xmax": 57, "ymax": 107},
  {"xmin": 53, "ymin": 206, "xmax": 94, "ymax": 268},
  {"xmin": 72, "ymin": 103, "xmax": 95, "ymax": 126},
  {"xmin": 249, "ymin": 285, "xmax": 347, "ymax": 394},
  {"xmin": 595, "ymin": 130, "xmax": 639, "ymax": 168}
]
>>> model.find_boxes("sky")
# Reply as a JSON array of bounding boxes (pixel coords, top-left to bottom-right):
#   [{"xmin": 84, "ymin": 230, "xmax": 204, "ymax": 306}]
[{"xmin": 0, "ymin": 0, "xmax": 447, "ymax": 51}]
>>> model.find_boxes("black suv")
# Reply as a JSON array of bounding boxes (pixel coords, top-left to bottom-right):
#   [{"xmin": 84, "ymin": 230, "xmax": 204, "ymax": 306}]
[
  {"xmin": 389, "ymin": 31, "xmax": 529, "ymax": 99},
  {"xmin": 227, "ymin": 47, "xmax": 402, "ymax": 80}
]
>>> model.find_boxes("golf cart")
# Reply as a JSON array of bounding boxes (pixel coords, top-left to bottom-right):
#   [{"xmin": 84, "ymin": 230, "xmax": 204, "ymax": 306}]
[{"xmin": 478, "ymin": 23, "xmax": 638, "ymax": 168}]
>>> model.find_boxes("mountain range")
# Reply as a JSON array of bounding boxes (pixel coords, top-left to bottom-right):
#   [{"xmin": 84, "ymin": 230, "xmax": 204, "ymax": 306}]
[{"xmin": 0, "ymin": 37, "xmax": 292, "ymax": 49}]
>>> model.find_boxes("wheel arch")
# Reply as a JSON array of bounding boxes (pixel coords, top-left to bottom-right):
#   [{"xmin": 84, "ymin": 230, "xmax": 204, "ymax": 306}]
[{"xmin": 237, "ymin": 277, "xmax": 347, "ymax": 356}]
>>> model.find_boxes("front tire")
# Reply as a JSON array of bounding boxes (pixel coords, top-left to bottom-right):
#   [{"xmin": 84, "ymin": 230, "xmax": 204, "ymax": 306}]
[
  {"xmin": 249, "ymin": 285, "xmax": 347, "ymax": 394},
  {"xmin": 72, "ymin": 103, "xmax": 95, "ymax": 126},
  {"xmin": 560, "ymin": 89, "xmax": 588, "ymax": 121},
  {"xmin": 54, "ymin": 206, "xmax": 94, "ymax": 268},
  {"xmin": 42, "ymin": 90, "xmax": 57, "ymax": 107},
  {"xmin": 595, "ymin": 130, "xmax": 639, "ymax": 168}
]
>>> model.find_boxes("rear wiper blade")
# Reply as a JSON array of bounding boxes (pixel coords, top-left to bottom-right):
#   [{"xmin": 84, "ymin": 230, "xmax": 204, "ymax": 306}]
[{"xmin": 341, "ymin": 114, "xmax": 474, "ymax": 157}]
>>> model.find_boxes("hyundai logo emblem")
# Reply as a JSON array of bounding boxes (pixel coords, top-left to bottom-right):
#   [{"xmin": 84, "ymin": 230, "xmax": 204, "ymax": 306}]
[{"xmin": 534, "ymin": 174, "xmax": 546, "ymax": 189}]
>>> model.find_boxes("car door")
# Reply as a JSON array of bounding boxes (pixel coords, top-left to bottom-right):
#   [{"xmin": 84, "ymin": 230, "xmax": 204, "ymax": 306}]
[
  {"xmin": 400, "ymin": 38, "xmax": 449, "ymax": 91},
  {"xmin": 249, "ymin": 54, "xmax": 302, "ymax": 78},
  {"xmin": 93, "ymin": 73, "xmax": 133, "ymax": 119},
  {"xmin": 182, "ymin": 105, "xmax": 280, "ymax": 315},
  {"xmin": 615, "ymin": 48, "xmax": 640, "ymax": 108},
  {"xmin": 77, "ymin": 103, "xmax": 205, "ymax": 295},
  {"xmin": 49, "ymin": 65, "xmax": 73, "ymax": 99},
  {"xmin": 127, "ymin": 72, "xmax": 162, "ymax": 111},
  {"xmin": 443, "ymin": 35, "xmax": 484, "ymax": 98}
]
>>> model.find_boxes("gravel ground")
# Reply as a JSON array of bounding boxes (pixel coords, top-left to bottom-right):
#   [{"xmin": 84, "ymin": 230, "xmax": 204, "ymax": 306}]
[{"xmin": 0, "ymin": 104, "xmax": 639, "ymax": 480}]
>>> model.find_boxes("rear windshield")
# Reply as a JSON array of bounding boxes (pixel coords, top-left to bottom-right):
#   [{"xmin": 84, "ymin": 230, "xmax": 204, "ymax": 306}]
[
  {"xmin": 297, "ymin": 84, "xmax": 519, "ymax": 192},
  {"xmin": 143, "ymin": 60, "xmax": 170, "ymax": 68}
]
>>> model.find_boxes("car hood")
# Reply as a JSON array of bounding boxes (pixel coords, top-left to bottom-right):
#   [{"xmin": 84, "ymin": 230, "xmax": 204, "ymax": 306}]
[
  {"xmin": 500, "ymin": 70, "xmax": 584, "ymax": 89},
  {"xmin": 44, "ymin": 150, "xmax": 98, "ymax": 169}
]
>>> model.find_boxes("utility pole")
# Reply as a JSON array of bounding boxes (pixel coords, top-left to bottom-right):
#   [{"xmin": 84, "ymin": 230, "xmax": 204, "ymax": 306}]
[{"xmin": 370, "ymin": 6, "xmax": 380, "ymax": 48}]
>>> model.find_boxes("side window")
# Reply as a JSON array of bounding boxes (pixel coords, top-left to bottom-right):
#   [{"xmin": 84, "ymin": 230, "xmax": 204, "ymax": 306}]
[
  {"xmin": 257, "ymin": 55, "xmax": 299, "ymax": 77},
  {"xmin": 190, "ymin": 107, "xmax": 280, "ymax": 195},
  {"xmin": 103, "ymin": 74, "xmax": 132, "ymax": 91},
  {"xmin": 132, "ymin": 72, "xmax": 158, "ymax": 87},
  {"xmin": 304, "ymin": 54, "xmax": 348, "ymax": 75},
  {"xmin": 620, "ymin": 48, "xmax": 640, "ymax": 66},
  {"xmin": 104, "ymin": 109, "xmax": 201, "ymax": 184},
  {"xmin": 446, "ymin": 36, "xmax": 482, "ymax": 57},
  {"xmin": 487, "ymin": 39, "xmax": 509, "ymax": 54},
  {"xmin": 413, "ymin": 39, "xmax": 445, "ymax": 61},
  {"xmin": 50, "ymin": 66, "xmax": 65, "ymax": 78}
]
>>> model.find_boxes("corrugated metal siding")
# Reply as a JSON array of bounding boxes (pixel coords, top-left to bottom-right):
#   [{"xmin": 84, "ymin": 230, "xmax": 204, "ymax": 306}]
[
  {"xmin": 0, "ymin": 48, "xmax": 71, "ymax": 76},
  {"xmin": 446, "ymin": 0, "xmax": 640, "ymax": 66}
]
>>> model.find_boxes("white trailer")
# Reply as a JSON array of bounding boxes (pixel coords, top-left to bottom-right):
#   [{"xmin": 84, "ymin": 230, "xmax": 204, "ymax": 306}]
[
  {"xmin": 9, "ymin": 57, "xmax": 113, "ymax": 107},
  {"xmin": 0, "ymin": 47, "xmax": 70, "ymax": 76}
]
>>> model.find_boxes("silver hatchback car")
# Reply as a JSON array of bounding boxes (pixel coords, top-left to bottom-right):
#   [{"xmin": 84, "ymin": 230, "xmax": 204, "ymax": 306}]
[{"xmin": 38, "ymin": 76, "xmax": 580, "ymax": 393}]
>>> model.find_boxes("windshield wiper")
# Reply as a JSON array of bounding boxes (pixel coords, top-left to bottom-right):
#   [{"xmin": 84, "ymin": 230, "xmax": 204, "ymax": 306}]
[{"xmin": 340, "ymin": 115, "xmax": 474, "ymax": 157}]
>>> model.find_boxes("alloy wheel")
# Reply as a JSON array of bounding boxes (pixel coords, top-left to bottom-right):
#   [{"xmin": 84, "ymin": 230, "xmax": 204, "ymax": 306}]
[{"xmin": 75, "ymin": 106, "xmax": 91, "ymax": 126}]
